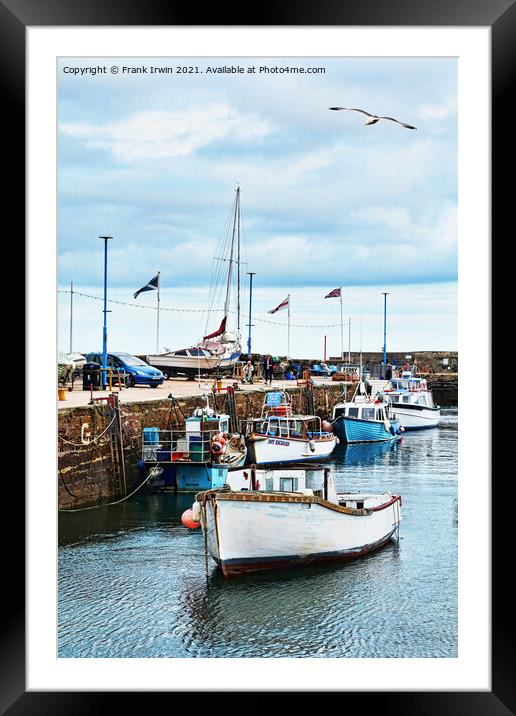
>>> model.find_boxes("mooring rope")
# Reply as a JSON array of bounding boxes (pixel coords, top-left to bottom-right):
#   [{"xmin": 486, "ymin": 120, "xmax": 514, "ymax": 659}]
[{"xmin": 58, "ymin": 466, "xmax": 160, "ymax": 513}]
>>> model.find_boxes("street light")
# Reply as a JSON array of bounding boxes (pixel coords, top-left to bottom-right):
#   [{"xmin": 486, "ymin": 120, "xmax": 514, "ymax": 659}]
[
  {"xmin": 382, "ymin": 292, "xmax": 389, "ymax": 377},
  {"xmin": 99, "ymin": 236, "xmax": 113, "ymax": 388},
  {"xmin": 246, "ymin": 272, "xmax": 256, "ymax": 356}
]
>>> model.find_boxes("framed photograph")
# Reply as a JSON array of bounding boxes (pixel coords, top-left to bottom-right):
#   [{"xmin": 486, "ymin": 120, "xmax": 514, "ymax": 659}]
[{"xmin": 7, "ymin": 0, "xmax": 509, "ymax": 709}]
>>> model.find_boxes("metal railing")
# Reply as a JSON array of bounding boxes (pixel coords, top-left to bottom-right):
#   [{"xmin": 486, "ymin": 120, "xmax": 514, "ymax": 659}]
[{"xmin": 142, "ymin": 428, "xmax": 233, "ymax": 464}]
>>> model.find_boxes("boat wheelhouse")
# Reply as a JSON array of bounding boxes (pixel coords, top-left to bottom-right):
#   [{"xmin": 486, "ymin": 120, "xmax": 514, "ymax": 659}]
[
  {"xmin": 241, "ymin": 391, "xmax": 337, "ymax": 465},
  {"xmin": 141, "ymin": 397, "xmax": 246, "ymax": 492},
  {"xmin": 383, "ymin": 377, "xmax": 440, "ymax": 430},
  {"xmin": 194, "ymin": 467, "xmax": 402, "ymax": 577}
]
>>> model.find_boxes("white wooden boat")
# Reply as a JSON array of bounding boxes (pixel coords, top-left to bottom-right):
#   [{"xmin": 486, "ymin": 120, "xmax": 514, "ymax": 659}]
[
  {"xmin": 241, "ymin": 391, "xmax": 337, "ymax": 465},
  {"xmin": 194, "ymin": 469, "xmax": 401, "ymax": 577},
  {"xmin": 382, "ymin": 377, "xmax": 440, "ymax": 429}
]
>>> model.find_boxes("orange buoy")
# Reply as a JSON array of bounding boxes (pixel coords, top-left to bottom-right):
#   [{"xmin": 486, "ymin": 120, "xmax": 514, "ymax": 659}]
[{"xmin": 181, "ymin": 508, "xmax": 200, "ymax": 529}]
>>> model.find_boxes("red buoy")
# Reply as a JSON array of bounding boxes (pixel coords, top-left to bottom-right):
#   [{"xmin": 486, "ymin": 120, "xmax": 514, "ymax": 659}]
[{"xmin": 181, "ymin": 508, "xmax": 200, "ymax": 529}]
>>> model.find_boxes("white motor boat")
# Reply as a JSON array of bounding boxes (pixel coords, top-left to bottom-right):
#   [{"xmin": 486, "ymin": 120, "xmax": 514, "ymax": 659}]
[
  {"xmin": 241, "ymin": 391, "xmax": 337, "ymax": 465},
  {"xmin": 382, "ymin": 376, "xmax": 440, "ymax": 429}
]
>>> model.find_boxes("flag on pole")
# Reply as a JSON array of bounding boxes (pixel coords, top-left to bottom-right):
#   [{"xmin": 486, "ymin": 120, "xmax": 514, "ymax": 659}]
[
  {"xmin": 134, "ymin": 274, "xmax": 159, "ymax": 299},
  {"xmin": 268, "ymin": 296, "xmax": 290, "ymax": 314},
  {"xmin": 324, "ymin": 287, "xmax": 341, "ymax": 298}
]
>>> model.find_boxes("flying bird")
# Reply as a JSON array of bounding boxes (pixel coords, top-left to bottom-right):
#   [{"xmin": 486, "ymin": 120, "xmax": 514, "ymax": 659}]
[{"xmin": 329, "ymin": 107, "xmax": 417, "ymax": 130}]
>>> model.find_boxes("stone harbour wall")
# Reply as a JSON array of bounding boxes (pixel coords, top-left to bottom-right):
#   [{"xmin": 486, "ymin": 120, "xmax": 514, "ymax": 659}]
[
  {"xmin": 58, "ymin": 375, "xmax": 458, "ymax": 510},
  {"xmin": 58, "ymin": 383, "xmax": 348, "ymax": 510}
]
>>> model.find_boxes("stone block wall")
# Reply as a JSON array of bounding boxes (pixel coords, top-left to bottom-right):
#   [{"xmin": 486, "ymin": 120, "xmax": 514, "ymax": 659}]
[{"xmin": 58, "ymin": 383, "xmax": 348, "ymax": 510}]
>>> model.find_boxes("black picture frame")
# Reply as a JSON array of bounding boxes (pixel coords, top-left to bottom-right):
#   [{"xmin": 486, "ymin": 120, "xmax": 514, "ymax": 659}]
[{"xmin": 6, "ymin": 0, "xmax": 509, "ymax": 710}]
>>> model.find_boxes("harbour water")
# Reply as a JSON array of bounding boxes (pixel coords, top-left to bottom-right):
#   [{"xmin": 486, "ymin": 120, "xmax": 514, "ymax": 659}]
[{"xmin": 58, "ymin": 407, "xmax": 457, "ymax": 658}]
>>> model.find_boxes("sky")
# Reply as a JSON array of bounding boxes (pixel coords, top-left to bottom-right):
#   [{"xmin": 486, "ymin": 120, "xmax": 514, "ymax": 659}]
[{"xmin": 57, "ymin": 56, "xmax": 457, "ymax": 359}]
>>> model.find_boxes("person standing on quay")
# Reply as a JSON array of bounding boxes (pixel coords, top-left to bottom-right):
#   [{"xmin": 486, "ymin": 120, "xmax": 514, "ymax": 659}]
[
  {"xmin": 263, "ymin": 354, "xmax": 274, "ymax": 384},
  {"xmin": 385, "ymin": 362, "xmax": 393, "ymax": 380}
]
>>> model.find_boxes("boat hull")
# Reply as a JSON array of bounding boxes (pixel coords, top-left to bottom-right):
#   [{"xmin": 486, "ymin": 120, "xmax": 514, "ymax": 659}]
[
  {"xmin": 389, "ymin": 403, "xmax": 440, "ymax": 429},
  {"xmin": 202, "ymin": 493, "xmax": 401, "ymax": 577},
  {"xmin": 247, "ymin": 434, "xmax": 337, "ymax": 465},
  {"xmin": 333, "ymin": 417, "xmax": 400, "ymax": 443},
  {"xmin": 146, "ymin": 351, "xmax": 240, "ymax": 375}
]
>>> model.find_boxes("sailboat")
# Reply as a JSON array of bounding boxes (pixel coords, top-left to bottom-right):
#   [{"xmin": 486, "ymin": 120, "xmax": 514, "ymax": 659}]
[{"xmin": 146, "ymin": 188, "xmax": 243, "ymax": 378}]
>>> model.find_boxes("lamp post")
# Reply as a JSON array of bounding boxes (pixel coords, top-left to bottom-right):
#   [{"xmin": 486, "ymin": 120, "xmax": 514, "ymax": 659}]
[
  {"xmin": 69, "ymin": 281, "xmax": 73, "ymax": 354},
  {"xmin": 382, "ymin": 292, "xmax": 389, "ymax": 377},
  {"xmin": 246, "ymin": 272, "xmax": 256, "ymax": 356},
  {"xmin": 99, "ymin": 236, "xmax": 113, "ymax": 388}
]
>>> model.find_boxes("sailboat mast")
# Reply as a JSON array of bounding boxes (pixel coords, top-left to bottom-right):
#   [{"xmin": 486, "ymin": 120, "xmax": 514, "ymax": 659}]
[
  {"xmin": 223, "ymin": 187, "xmax": 239, "ymax": 321},
  {"xmin": 237, "ymin": 187, "xmax": 241, "ymax": 333}
]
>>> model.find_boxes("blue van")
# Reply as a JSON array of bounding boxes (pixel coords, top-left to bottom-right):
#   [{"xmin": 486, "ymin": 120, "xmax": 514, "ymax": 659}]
[{"xmin": 85, "ymin": 352, "xmax": 164, "ymax": 388}]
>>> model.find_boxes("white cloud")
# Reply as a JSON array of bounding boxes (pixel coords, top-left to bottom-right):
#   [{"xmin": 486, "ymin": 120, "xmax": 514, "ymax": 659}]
[
  {"xmin": 60, "ymin": 103, "xmax": 274, "ymax": 162},
  {"xmin": 416, "ymin": 98, "xmax": 457, "ymax": 121}
]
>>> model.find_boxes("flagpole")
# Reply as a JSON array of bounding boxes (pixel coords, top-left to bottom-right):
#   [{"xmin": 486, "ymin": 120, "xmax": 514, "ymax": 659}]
[
  {"xmin": 339, "ymin": 287, "xmax": 343, "ymax": 360},
  {"xmin": 156, "ymin": 271, "xmax": 160, "ymax": 353},
  {"xmin": 287, "ymin": 294, "xmax": 291, "ymax": 360},
  {"xmin": 348, "ymin": 316, "xmax": 351, "ymax": 363}
]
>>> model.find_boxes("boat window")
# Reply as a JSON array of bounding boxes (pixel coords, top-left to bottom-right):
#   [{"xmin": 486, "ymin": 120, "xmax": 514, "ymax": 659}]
[
  {"xmin": 174, "ymin": 350, "xmax": 188, "ymax": 356},
  {"xmin": 417, "ymin": 395, "xmax": 428, "ymax": 406},
  {"xmin": 348, "ymin": 407, "xmax": 359, "ymax": 418},
  {"xmin": 265, "ymin": 478, "xmax": 273, "ymax": 491},
  {"xmin": 375, "ymin": 409, "xmax": 384, "ymax": 420},
  {"xmin": 268, "ymin": 418, "xmax": 279, "ymax": 436},
  {"xmin": 334, "ymin": 407, "xmax": 345, "ymax": 418},
  {"xmin": 279, "ymin": 477, "xmax": 298, "ymax": 492},
  {"xmin": 362, "ymin": 407, "xmax": 375, "ymax": 420},
  {"xmin": 279, "ymin": 420, "xmax": 289, "ymax": 437},
  {"xmin": 403, "ymin": 395, "xmax": 411, "ymax": 403},
  {"xmin": 188, "ymin": 348, "xmax": 204, "ymax": 357},
  {"xmin": 288, "ymin": 420, "xmax": 303, "ymax": 436}
]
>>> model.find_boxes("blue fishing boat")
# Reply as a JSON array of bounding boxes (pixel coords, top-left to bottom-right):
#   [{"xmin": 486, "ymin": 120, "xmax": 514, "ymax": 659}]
[
  {"xmin": 141, "ymin": 395, "xmax": 247, "ymax": 492},
  {"xmin": 330, "ymin": 382, "xmax": 403, "ymax": 444}
]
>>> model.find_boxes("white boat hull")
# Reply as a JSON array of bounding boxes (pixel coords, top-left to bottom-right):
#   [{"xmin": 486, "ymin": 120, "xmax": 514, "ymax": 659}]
[
  {"xmin": 146, "ymin": 350, "xmax": 240, "ymax": 374},
  {"xmin": 390, "ymin": 404, "xmax": 440, "ymax": 429},
  {"xmin": 249, "ymin": 434, "xmax": 337, "ymax": 465},
  {"xmin": 202, "ymin": 492, "xmax": 401, "ymax": 577}
]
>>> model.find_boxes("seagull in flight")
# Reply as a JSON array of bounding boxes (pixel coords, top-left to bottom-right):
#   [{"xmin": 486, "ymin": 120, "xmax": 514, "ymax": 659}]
[{"xmin": 329, "ymin": 107, "xmax": 417, "ymax": 130}]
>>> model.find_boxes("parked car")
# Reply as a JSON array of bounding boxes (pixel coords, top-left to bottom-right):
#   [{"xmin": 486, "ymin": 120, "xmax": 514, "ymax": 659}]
[{"xmin": 84, "ymin": 352, "xmax": 164, "ymax": 388}]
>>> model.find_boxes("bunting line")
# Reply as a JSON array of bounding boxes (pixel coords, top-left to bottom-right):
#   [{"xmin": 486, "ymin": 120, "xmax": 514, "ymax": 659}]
[{"xmin": 57, "ymin": 289, "xmax": 346, "ymax": 329}]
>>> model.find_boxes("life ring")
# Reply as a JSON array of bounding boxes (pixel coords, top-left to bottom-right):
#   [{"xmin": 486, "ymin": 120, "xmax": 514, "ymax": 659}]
[
  {"xmin": 211, "ymin": 433, "xmax": 227, "ymax": 455},
  {"xmin": 211, "ymin": 441, "xmax": 224, "ymax": 455}
]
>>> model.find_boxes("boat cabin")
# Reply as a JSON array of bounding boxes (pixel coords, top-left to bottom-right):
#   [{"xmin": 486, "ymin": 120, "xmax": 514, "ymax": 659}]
[
  {"xmin": 384, "ymin": 378, "xmax": 436, "ymax": 409},
  {"xmin": 228, "ymin": 467, "xmax": 307, "ymax": 492},
  {"xmin": 242, "ymin": 414, "xmax": 330, "ymax": 439},
  {"xmin": 333, "ymin": 402, "xmax": 391, "ymax": 422},
  {"xmin": 387, "ymin": 377, "xmax": 428, "ymax": 392}
]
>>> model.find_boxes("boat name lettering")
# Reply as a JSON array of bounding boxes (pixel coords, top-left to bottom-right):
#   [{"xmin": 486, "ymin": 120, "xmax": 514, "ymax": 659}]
[{"xmin": 268, "ymin": 439, "xmax": 290, "ymax": 446}]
